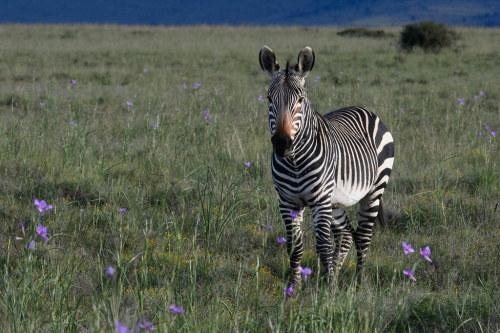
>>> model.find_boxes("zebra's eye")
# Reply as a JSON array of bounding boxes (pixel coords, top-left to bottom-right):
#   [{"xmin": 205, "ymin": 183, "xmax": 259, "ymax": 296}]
[{"xmin": 298, "ymin": 96, "xmax": 304, "ymax": 104}]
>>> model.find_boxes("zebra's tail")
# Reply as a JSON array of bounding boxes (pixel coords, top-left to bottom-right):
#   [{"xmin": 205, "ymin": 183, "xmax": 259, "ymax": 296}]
[{"xmin": 377, "ymin": 199, "xmax": 386, "ymax": 230}]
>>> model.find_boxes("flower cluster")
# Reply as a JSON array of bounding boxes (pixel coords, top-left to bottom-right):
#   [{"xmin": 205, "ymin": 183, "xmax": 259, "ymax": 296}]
[
  {"xmin": 203, "ymin": 109, "xmax": 211, "ymax": 125},
  {"xmin": 401, "ymin": 241, "xmax": 433, "ymax": 282},
  {"xmin": 478, "ymin": 122, "xmax": 496, "ymax": 138}
]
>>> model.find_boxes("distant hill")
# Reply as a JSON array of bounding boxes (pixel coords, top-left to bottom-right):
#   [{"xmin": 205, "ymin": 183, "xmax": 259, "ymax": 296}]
[{"xmin": 2, "ymin": 0, "xmax": 500, "ymax": 27}]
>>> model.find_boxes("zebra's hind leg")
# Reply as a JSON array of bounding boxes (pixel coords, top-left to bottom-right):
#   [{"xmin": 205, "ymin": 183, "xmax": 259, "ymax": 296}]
[
  {"xmin": 331, "ymin": 208, "xmax": 354, "ymax": 281},
  {"xmin": 354, "ymin": 196, "xmax": 381, "ymax": 287}
]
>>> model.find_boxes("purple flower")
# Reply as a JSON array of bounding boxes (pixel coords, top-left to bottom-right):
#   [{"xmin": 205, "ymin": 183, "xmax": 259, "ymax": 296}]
[
  {"xmin": 28, "ymin": 239, "xmax": 36, "ymax": 250},
  {"xmin": 314, "ymin": 76, "xmax": 320, "ymax": 83},
  {"xmin": 138, "ymin": 321, "xmax": 155, "ymax": 331},
  {"xmin": 419, "ymin": 246, "xmax": 432, "ymax": 262},
  {"xmin": 143, "ymin": 68, "xmax": 148, "ymax": 73},
  {"xmin": 477, "ymin": 132, "xmax": 482, "ymax": 137},
  {"xmin": 339, "ymin": 71, "xmax": 344, "ymax": 75},
  {"xmin": 244, "ymin": 162, "xmax": 250, "ymax": 168},
  {"xmin": 37, "ymin": 223, "xmax": 49, "ymax": 242},
  {"xmin": 399, "ymin": 108, "xmax": 404, "ymax": 113},
  {"xmin": 182, "ymin": 84, "xmax": 186, "ymax": 89},
  {"xmin": 168, "ymin": 305, "xmax": 185, "ymax": 315},
  {"xmin": 126, "ymin": 101, "xmax": 133, "ymax": 107},
  {"xmin": 217, "ymin": 89, "xmax": 222, "ymax": 94},
  {"xmin": 115, "ymin": 320, "xmax": 137, "ymax": 333},
  {"xmin": 117, "ymin": 86, "xmax": 122, "ymax": 91},
  {"xmin": 311, "ymin": 85, "xmax": 316, "ymax": 89},
  {"xmin": 20, "ymin": 221, "xmax": 25, "ymax": 235},
  {"xmin": 34, "ymin": 197, "xmax": 54, "ymax": 214},
  {"xmin": 56, "ymin": 90, "xmax": 61, "ymax": 95},
  {"xmin": 298, "ymin": 266, "xmax": 312, "ymax": 280},
  {"xmin": 456, "ymin": 69, "xmax": 461, "ymax": 74},
  {"xmin": 194, "ymin": 83, "xmax": 201, "ymax": 89},
  {"xmin": 71, "ymin": 79, "xmax": 77, "ymax": 85},
  {"xmin": 66, "ymin": 95, "xmax": 71, "ymax": 99},
  {"xmin": 120, "ymin": 208, "xmax": 127, "ymax": 213},
  {"xmin": 106, "ymin": 266, "xmax": 116, "ymax": 277},
  {"xmin": 484, "ymin": 123, "xmax": 489, "ymax": 130},
  {"xmin": 268, "ymin": 225, "xmax": 272, "ymax": 231},
  {"xmin": 479, "ymin": 90, "xmax": 484, "ymax": 96},
  {"xmin": 402, "ymin": 241, "xmax": 414, "ymax": 255},
  {"xmin": 403, "ymin": 269, "xmax": 417, "ymax": 281},
  {"xmin": 70, "ymin": 121, "xmax": 75, "ymax": 125},
  {"xmin": 458, "ymin": 98, "xmax": 464, "ymax": 106},
  {"xmin": 258, "ymin": 95, "xmax": 264, "ymax": 101},
  {"xmin": 277, "ymin": 237, "xmax": 286, "ymax": 243},
  {"xmin": 40, "ymin": 102, "xmax": 45, "ymax": 107},
  {"xmin": 290, "ymin": 207, "xmax": 303, "ymax": 219},
  {"xmin": 38, "ymin": 87, "xmax": 43, "ymax": 93},
  {"xmin": 491, "ymin": 130, "xmax": 497, "ymax": 138},
  {"xmin": 285, "ymin": 284, "xmax": 294, "ymax": 297},
  {"xmin": 474, "ymin": 95, "xmax": 478, "ymax": 100},
  {"xmin": 153, "ymin": 124, "xmax": 157, "ymax": 130}
]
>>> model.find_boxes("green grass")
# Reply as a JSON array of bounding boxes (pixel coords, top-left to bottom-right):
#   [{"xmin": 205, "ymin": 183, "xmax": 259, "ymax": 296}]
[{"xmin": 0, "ymin": 24, "xmax": 499, "ymax": 332}]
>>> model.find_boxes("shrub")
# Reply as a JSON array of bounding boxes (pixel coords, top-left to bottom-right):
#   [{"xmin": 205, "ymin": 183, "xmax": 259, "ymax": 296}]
[
  {"xmin": 337, "ymin": 28, "xmax": 388, "ymax": 38},
  {"xmin": 400, "ymin": 21, "xmax": 457, "ymax": 52}
]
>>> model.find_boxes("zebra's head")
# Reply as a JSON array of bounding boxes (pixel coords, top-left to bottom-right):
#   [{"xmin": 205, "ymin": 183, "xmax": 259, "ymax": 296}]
[{"xmin": 259, "ymin": 46, "xmax": 315, "ymax": 159}]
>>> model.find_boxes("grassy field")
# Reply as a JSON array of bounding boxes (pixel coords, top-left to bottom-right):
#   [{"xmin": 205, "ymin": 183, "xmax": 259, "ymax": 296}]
[{"xmin": 0, "ymin": 24, "xmax": 498, "ymax": 332}]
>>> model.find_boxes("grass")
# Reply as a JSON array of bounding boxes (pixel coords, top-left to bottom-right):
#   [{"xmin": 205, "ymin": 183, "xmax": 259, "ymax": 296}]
[{"xmin": 0, "ymin": 24, "xmax": 498, "ymax": 332}]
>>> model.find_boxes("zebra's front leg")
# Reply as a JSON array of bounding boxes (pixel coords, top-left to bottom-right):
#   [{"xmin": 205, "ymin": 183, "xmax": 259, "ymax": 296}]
[
  {"xmin": 354, "ymin": 197, "xmax": 380, "ymax": 287},
  {"xmin": 280, "ymin": 204, "xmax": 304, "ymax": 285},
  {"xmin": 310, "ymin": 201, "xmax": 335, "ymax": 281}
]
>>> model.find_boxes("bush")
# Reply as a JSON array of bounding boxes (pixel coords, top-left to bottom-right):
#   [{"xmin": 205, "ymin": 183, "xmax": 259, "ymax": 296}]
[
  {"xmin": 400, "ymin": 21, "xmax": 457, "ymax": 52},
  {"xmin": 337, "ymin": 28, "xmax": 389, "ymax": 38}
]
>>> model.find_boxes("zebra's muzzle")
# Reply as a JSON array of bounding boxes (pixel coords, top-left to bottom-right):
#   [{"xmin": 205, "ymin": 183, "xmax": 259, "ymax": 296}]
[{"xmin": 271, "ymin": 133, "xmax": 293, "ymax": 158}]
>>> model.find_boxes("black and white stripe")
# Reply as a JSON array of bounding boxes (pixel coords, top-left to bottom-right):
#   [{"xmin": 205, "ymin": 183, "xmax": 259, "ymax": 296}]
[{"xmin": 260, "ymin": 46, "xmax": 395, "ymax": 286}]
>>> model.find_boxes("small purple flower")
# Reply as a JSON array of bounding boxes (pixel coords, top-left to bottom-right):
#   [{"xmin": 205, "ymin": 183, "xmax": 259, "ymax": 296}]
[
  {"xmin": 258, "ymin": 95, "xmax": 264, "ymax": 101},
  {"xmin": 71, "ymin": 79, "xmax": 77, "ymax": 85},
  {"xmin": 403, "ymin": 269, "xmax": 417, "ymax": 281},
  {"xmin": 70, "ymin": 121, "xmax": 75, "ymax": 125},
  {"xmin": 143, "ymin": 68, "xmax": 148, "ymax": 73},
  {"xmin": 217, "ymin": 89, "xmax": 222, "ymax": 94},
  {"xmin": 138, "ymin": 321, "xmax": 155, "ymax": 331},
  {"xmin": 126, "ymin": 101, "xmax": 133, "ymax": 107},
  {"xmin": 37, "ymin": 223, "xmax": 49, "ymax": 242},
  {"xmin": 311, "ymin": 85, "xmax": 316, "ymax": 89},
  {"xmin": 28, "ymin": 239, "xmax": 36, "ymax": 250},
  {"xmin": 402, "ymin": 241, "xmax": 414, "ymax": 255},
  {"xmin": 168, "ymin": 305, "xmax": 185, "ymax": 314},
  {"xmin": 419, "ymin": 246, "xmax": 432, "ymax": 262},
  {"xmin": 66, "ymin": 95, "xmax": 71, "ymax": 99},
  {"xmin": 115, "ymin": 320, "xmax": 136, "ymax": 333},
  {"xmin": 40, "ymin": 102, "xmax": 45, "ymax": 107},
  {"xmin": 106, "ymin": 266, "xmax": 116, "ymax": 277},
  {"xmin": 277, "ymin": 237, "xmax": 286, "ymax": 244},
  {"xmin": 477, "ymin": 132, "xmax": 482, "ymax": 137},
  {"xmin": 56, "ymin": 90, "xmax": 61, "ymax": 95},
  {"xmin": 153, "ymin": 124, "xmax": 157, "ymax": 130},
  {"xmin": 38, "ymin": 87, "xmax": 43, "ymax": 93},
  {"xmin": 244, "ymin": 162, "xmax": 250, "ymax": 168},
  {"xmin": 182, "ymin": 84, "xmax": 186, "ymax": 89},
  {"xmin": 34, "ymin": 198, "xmax": 54, "ymax": 214},
  {"xmin": 479, "ymin": 90, "xmax": 484, "ymax": 96},
  {"xmin": 314, "ymin": 76, "xmax": 320, "ymax": 83},
  {"xmin": 491, "ymin": 130, "xmax": 497, "ymax": 138},
  {"xmin": 285, "ymin": 284, "xmax": 294, "ymax": 297},
  {"xmin": 290, "ymin": 207, "xmax": 303, "ymax": 219},
  {"xmin": 339, "ymin": 71, "xmax": 344, "ymax": 75},
  {"xmin": 458, "ymin": 98, "xmax": 464, "ymax": 106},
  {"xmin": 21, "ymin": 87, "xmax": 26, "ymax": 92},
  {"xmin": 483, "ymin": 123, "xmax": 489, "ymax": 130},
  {"xmin": 474, "ymin": 95, "xmax": 478, "ymax": 100},
  {"xmin": 399, "ymin": 108, "xmax": 404, "ymax": 113},
  {"xmin": 119, "ymin": 208, "xmax": 126, "ymax": 213},
  {"xmin": 268, "ymin": 225, "xmax": 273, "ymax": 231},
  {"xmin": 194, "ymin": 83, "xmax": 201, "ymax": 89},
  {"xmin": 20, "ymin": 221, "xmax": 25, "ymax": 234},
  {"xmin": 456, "ymin": 69, "xmax": 460, "ymax": 74},
  {"xmin": 117, "ymin": 86, "xmax": 122, "ymax": 91},
  {"xmin": 298, "ymin": 266, "xmax": 312, "ymax": 281}
]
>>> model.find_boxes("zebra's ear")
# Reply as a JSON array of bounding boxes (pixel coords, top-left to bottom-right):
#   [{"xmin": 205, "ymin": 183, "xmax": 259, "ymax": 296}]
[
  {"xmin": 259, "ymin": 46, "xmax": 280, "ymax": 77},
  {"xmin": 296, "ymin": 47, "xmax": 315, "ymax": 78}
]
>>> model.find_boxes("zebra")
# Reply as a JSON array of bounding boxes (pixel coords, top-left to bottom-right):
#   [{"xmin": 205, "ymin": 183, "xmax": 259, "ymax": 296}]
[{"xmin": 259, "ymin": 46, "xmax": 395, "ymax": 287}]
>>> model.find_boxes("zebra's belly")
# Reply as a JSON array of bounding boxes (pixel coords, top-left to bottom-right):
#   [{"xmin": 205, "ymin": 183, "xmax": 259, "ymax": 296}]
[{"xmin": 330, "ymin": 181, "xmax": 370, "ymax": 207}]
